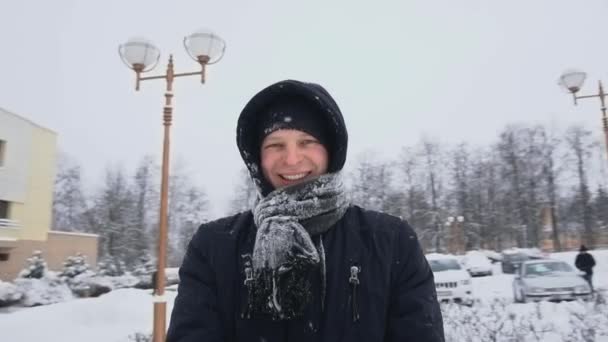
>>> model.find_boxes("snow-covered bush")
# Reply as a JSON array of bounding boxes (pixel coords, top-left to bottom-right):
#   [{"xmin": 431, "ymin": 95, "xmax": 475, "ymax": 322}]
[
  {"xmin": 127, "ymin": 332, "xmax": 152, "ymax": 342},
  {"xmin": 131, "ymin": 254, "xmax": 156, "ymax": 289},
  {"xmin": 56, "ymin": 253, "xmax": 112, "ymax": 297},
  {"xmin": 442, "ymin": 299, "xmax": 538, "ymax": 342},
  {"xmin": 18, "ymin": 250, "xmax": 47, "ymax": 279},
  {"xmin": 441, "ymin": 298, "xmax": 608, "ymax": 342},
  {"xmin": 105, "ymin": 273, "xmax": 141, "ymax": 289},
  {"xmin": 68, "ymin": 272, "xmax": 113, "ymax": 298},
  {"xmin": 97, "ymin": 255, "xmax": 127, "ymax": 276},
  {"xmin": 60, "ymin": 253, "xmax": 90, "ymax": 279},
  {"xmin": 12, "ymin": 272, "xmax": 73, "ymax": 307},
  {"xmin": 562, "ymin": 295, "xmax": 608, "ymax": 342},
  {"xmin": 0, "ymin": 280, "xmax": 23, "ymax": 307}
]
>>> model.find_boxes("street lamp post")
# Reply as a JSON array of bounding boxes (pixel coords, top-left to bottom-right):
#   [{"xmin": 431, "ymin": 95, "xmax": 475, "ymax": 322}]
[
  {"xmin": 119, "ymin": 30, "xmax": 225, "ymax": 342},
  {"xmin": 558, "ymin": 70, "xmax": 608, "ymax": 160},
  {"xmin": 446, "ymin": 215, "xmax": 465, "ymax": 254}
]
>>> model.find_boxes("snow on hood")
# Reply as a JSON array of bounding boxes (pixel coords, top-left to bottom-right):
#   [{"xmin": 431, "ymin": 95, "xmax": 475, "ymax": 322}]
[
  {"xmin": 426, "ymin": 253, "xmax": 458, "ymax": 260},
  {"xmin": 521, "ymin": 273, "xmax": 587, "ymax": 288},
  {"xmin": 463, "ymin": 251, "xmax": 492, "ymax": 267},
  {"xmin": 433, "ymin": 269, "xmax": 470, "ymax": 282}
]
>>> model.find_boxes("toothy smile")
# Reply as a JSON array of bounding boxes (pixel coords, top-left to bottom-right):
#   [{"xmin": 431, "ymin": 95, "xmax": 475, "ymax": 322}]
[{"xmin": 280, "ymin": 172, "xmax": 310, "ymax": 181}]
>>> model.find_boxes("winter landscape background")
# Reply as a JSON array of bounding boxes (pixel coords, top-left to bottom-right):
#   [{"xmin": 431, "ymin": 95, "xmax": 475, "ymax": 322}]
[
  {"xmin": 1, "ymin": 250, "xmax": 607, "ymax": 341},
  {"xmin": 2, "ymin": 0, "xmax": 608, "ymax": 341}
]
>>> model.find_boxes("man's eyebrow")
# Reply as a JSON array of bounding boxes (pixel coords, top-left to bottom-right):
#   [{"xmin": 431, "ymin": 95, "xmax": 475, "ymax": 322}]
[
  {"xmin": 298, "ymin": 133, "xmax": 318, "ymax": 140},
  {"xmin": 263, "ymin": 136, "xmax": 283, "ymax": 143}
]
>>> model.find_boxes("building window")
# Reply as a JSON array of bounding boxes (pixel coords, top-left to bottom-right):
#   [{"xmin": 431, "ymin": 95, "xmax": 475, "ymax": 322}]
[
  {"xmin": 0, "ymin": 139, "xmax": 5, "ymax": 167},
  {"xmin": 0, "ymin": 253, "xmax": 9, "ymax": 262},
  {"xmin": 0, "ymin": 200, "xmax": 8, "ymax": 219}
]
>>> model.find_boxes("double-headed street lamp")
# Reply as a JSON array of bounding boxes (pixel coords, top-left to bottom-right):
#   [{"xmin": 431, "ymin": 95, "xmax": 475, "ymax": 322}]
[
  {"xmin": 119, "ymin": 29, "xmax": 226, "ymax": 342},
  {"xmin": 445, "ymin": 216, "xmax": 465, "ymax": 254},
  {"xmin": 558, "ymin": 70, "xmax": 608, "ymax": 160}
]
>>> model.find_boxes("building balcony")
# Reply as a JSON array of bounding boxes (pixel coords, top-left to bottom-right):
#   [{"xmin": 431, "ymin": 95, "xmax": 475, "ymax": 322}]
[{"xmin": 0, "ymin": 219, "xmax": 20, "ymax": 229}]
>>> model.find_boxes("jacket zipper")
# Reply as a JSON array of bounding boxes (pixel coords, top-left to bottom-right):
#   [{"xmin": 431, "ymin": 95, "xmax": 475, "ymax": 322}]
[
  {"xmin": 349, "ymin": 265, "xmax": 361, "ymax": 322},
  {"xmin": 241, "ymin": 256, "xmax": 254, "ymax": 319}
]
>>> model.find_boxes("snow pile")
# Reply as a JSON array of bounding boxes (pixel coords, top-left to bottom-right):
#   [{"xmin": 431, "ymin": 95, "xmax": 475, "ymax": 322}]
[
  {"xmin": 12, "ymin": 272, "xmax": 74, "ymax": 307},
  {"xmin": 0, "ymin": 280, "xmax": 22, "ymax": 307},
  {"xmin": 103, "ymin": 273, "xmax": 141, "ymax": 289}
]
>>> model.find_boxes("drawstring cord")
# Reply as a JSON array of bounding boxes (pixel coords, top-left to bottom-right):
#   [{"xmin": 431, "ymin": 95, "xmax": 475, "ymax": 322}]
[
  {"xmin": 317, "ymin": 235, "xmax": 326, "ymax": 312},
  {"xmin": 349, "ymin": 265, "xmax": 360, "ymax": 322}
]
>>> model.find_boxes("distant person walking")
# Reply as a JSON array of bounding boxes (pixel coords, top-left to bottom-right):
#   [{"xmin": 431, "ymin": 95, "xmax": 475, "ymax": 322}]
[{"xmin": 575, "ymin": 245, "xmax": 596, "ymax": 292}]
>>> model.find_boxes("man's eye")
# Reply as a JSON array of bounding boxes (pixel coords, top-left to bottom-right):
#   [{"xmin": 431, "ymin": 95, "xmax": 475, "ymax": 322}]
[
  {"xmin": 264, "ymin": 143, "xmax": 282, "ymax": 149},
  {"xmin": 302, "ymin": 140, "xmax": 318, "ymax": 145}
]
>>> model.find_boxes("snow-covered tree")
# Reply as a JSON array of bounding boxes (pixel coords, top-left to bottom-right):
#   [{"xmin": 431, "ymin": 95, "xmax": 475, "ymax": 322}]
[
  {"xmin": 88, "ymin": 166, "xmax": 141, "ymax": 265},
  {"xmin": 97, "ymin": 255, "xmax": 126, "ymax": 277},
  {"xmin": 229, "ymin": 167, "xmax": 259, "ymax": 214},
  {"xmin": 167, "ymin": 162, "xmax": 209, "ymax": 266},
  {"xmin": 419, "ymin": 138, "xmax": 448, "ymax": 252},
  {"xmin": 565, "ymin": 125, "xmax": 596, "ymax": 247},
  {"xmin": 18, "ymin": 250, "xmax": 47, "ymax": 279},
  {"xmin": 594, "ymin": 185, "xmax": 608, "ymax": 230},
  {"xmin": 349, "ymin": 152, "xmax": 397, "ymax": 215},
  {"xmin": 132, "ymin": 155, "xmax": 159, "ymax": 255},
  {"xmin": 131, "ymin": 253, "xmax": 156, "ymax": 278},
  {"xmin": 60, "ymin": 253, "xmax": 90, "ymax": 279},
  {"xmin": 52, "ymin": 153, "xmax": 88, "ymax": 232}
]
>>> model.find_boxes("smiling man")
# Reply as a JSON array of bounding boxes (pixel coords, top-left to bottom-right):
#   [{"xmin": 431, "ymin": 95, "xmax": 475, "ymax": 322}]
[
  {"xmin": 167, "ymin": 80, "xmax": 444, "ymax": 342},
  {"xmin": 257, "ymin": 96, "xmax": 331, "ymax": 190}
]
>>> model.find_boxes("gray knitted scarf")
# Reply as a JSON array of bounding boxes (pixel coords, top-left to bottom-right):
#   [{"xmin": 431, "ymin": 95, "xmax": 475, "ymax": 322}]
[{"xmin": 249, "ymin": 172, "xmax": 348, "ymax": 319}]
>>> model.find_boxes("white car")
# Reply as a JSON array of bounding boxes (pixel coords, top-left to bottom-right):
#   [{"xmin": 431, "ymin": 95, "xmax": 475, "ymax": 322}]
[
  {"xmin": 512, "ymin": 259, "xmax": 592, "ymax": 303},
  {"xmin": 426, "ymin": 253, "xmax": 473, "ymax": 305},
  {"xmin": 480, "ymin": 249, "xmax": 503, "ymax": 263},
  {"xmin": 462, "ymin": 251, "xmax": 493, "ymax": 277}
]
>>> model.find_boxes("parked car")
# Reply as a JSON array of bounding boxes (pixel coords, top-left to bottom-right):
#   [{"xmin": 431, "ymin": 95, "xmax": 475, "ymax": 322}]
[
  {"xmin": 426, "ymin": 253, "xmax": 473, "ymax": 305},
  {"xmin": 480, "ymin": 250, "xmax": 503, "ymax": 264},
  {"xmin": 501, "ymin": 248, "xmax": 544, "ymax": 274},
  {"xmin": 512, "ymin": 259, "xmax": 592, "ymax": 303},
  {"xmin": 462, "ymin": 251, "xmax": 493, "ymax": 277}
]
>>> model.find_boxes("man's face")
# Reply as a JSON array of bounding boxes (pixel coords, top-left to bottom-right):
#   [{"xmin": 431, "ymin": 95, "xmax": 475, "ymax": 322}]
[{"xmin": 260, "ymin": 129, "xmax": 329, "ymax": 190}]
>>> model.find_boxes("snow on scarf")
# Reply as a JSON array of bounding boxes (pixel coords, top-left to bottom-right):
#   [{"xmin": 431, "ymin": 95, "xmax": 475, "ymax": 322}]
[{"xmin": 249, "ymin": 172, "xmax": 348, "ymax": 319}]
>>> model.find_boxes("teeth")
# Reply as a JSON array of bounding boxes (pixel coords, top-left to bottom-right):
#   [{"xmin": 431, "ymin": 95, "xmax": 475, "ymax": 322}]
[{"xmin": 282, "ymin": 173, "xmax": 307, "ymax": 180}]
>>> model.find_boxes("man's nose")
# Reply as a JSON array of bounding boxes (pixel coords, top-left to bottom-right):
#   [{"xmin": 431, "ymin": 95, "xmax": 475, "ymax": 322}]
[{"xmin": 284, "ymin": 144, "xmax": 303, "ymax": 165}]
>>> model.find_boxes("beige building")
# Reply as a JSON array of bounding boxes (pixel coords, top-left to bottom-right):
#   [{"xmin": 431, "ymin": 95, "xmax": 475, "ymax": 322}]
[{"xmin": 0, "ymin": 107, "xmax": 98, "ymax": 280}]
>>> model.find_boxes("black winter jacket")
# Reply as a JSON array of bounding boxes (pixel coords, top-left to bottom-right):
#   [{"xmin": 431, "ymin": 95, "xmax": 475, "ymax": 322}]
[
  {"xmin": 575, "ymin": 252, "xmax": 596, "ymax": 275},
  {"xmin": 167, "ymin": 206, "xmax": 444, "ymax": 342}
]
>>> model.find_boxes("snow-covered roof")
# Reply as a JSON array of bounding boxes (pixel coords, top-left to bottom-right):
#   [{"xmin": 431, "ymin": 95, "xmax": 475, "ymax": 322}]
[{"xmin": 521, "ymin": 258, "xmax": 561, "ymax": 265}]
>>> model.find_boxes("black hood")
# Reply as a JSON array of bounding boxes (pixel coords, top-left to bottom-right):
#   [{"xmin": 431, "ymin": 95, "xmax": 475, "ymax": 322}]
[{"xmin": 236, "ymin": 80, "xmax": 348, "ymax": 197}]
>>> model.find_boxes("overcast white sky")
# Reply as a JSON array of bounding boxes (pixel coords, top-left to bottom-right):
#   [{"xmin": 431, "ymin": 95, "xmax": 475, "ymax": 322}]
[{"xmin": 1, "ymin": 0, "xmax": 607, "ymax": 218}]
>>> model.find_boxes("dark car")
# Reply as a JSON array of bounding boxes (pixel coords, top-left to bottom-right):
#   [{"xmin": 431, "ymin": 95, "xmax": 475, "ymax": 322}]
[{"xmin": 501, "ymin": 250, "xmax": 544, "ymax": 274}]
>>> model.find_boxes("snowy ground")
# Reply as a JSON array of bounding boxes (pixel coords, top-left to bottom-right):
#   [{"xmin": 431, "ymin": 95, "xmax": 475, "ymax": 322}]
[
  {"xmin": 456, "ymin": 249, "xmax": 608, "ymax": 303},
  {"xmin": 0, "ymin": 287, "xmax": 178, "ymax": 342},
  {"xmin": 0, "ymin": 250, "xmax": 606, "ymax": 341}
]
